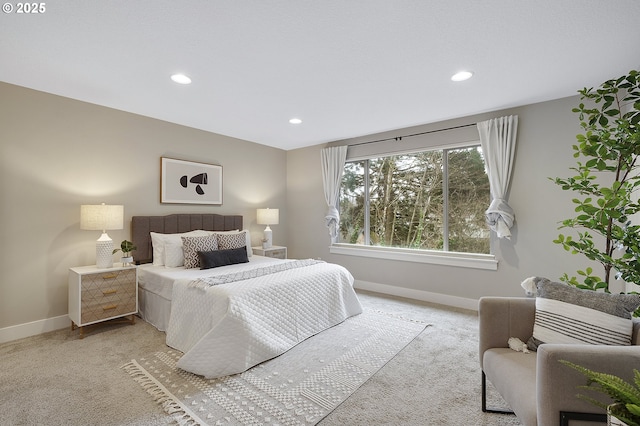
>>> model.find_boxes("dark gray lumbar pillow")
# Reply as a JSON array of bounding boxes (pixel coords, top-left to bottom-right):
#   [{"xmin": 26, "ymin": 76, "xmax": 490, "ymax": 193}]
[
  {"xmin": 527, "ymin": 277, "xmax": 640, "ymax": 351},
  {"xmin": 198, "ymin": 246, "xmax": 249, "ymax": 270}
]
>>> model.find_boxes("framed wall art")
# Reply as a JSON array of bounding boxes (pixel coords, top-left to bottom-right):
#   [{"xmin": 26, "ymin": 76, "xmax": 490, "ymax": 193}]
[{"xmin": 161, "ymin": 157, "xmax": 223, "ymax": 204}]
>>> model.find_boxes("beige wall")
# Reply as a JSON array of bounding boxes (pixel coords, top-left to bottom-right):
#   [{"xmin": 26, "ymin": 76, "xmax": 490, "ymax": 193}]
[
  {"xmin": 0, "ymin": 80, "xmax": 597, "ymax": 339},
  {"xmin": 287, "ymin": 95, "xmax": 595, "ymax": 307},
  {"xmin": 0, "ymin": 82, "xmax": 287, "ymax": 333}
]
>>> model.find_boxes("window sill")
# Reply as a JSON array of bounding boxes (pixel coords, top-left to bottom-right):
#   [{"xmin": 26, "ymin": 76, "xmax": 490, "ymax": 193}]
[{"xmin": 329, "ymin": 243, "xmax": 498, "ymax": 270}]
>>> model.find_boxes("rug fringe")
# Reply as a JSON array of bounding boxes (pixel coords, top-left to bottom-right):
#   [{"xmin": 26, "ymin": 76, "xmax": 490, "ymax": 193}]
[{"xmin": 121, "ymin": 360, "xmax": 203, "ymax": 425}]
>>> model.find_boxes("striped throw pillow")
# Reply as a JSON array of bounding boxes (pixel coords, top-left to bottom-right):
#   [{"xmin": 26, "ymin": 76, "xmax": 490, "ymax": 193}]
[{"xmin": 527, "ymin": 278, "xmax": 640, "ymax": 351}]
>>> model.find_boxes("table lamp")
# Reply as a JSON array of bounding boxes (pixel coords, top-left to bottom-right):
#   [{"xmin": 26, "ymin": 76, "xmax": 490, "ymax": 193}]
[
  {"xmin": 257, "ymin": 208, "xmax": 279, "ymax": 248},
  {"xmin": 80, "ymin": 203, "xmax": 124, "ymax": 268}
]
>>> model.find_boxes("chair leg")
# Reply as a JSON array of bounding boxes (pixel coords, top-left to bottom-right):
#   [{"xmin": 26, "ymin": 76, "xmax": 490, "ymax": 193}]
[
  {"xmin": 482, "ymin": 371, "xmax": 515, "ymax": 415},
  {"xmin": 481, "ymin": 371, "xmax": 488, "ymax": 412}
]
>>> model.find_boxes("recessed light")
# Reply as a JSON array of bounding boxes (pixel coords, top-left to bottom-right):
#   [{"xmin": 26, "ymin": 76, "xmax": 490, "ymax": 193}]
[
  {"xmin": 289, "ymin": 118, "xmax": 302, "ymax": 124},
  {"xmin": 171, "ymin": 73, "xmax": 192, "ymax": 85},
  {"xmin": 451, "ymin": 71, "xmax": 473, "ymax": 82}
]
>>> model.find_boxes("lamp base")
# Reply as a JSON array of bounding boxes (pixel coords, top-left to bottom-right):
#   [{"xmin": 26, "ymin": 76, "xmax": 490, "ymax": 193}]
[
  {"xmin": 96, "ymin": 233, "xmax": 114, "ymax": 269},
  {"xmin": 263, "ymin": 226, "xmax": 273, "ymax": 248}
]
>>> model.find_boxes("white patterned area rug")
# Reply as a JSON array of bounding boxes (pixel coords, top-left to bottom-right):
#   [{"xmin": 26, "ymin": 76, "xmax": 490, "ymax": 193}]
[{"xmin": 122, "ymin": 309, "xmax": 429, "ymax": 426}]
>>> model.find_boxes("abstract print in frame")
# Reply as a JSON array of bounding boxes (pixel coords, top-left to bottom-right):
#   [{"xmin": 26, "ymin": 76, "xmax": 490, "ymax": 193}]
[{"xmin": 161, "ymin": 157, "xmax": 223, "ymax": 204}]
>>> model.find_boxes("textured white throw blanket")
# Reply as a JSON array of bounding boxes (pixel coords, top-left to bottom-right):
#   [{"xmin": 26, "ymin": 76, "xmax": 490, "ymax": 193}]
[
  {"xmin": 188, "ymin": 259, "xmax": 324, "ymax": 289},
  {"xmin": 166, "ymin": 261, "xmax": 363, "ymax": 378}
]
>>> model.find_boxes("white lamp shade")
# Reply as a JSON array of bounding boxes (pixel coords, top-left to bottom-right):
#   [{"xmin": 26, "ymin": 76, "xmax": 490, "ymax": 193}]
[
  {"xmin": 257, "ymin": 208, "xmax": 279, "ymax": 225},
  {"xmin": 80, "ymin": 204, "xmax": 124, "ymax": 232}
]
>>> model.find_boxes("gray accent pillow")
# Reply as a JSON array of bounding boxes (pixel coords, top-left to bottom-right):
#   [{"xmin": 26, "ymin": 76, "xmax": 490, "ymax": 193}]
[{"xmin": 527, "ymin": 277, "xmax": 640, "ymax": 351}]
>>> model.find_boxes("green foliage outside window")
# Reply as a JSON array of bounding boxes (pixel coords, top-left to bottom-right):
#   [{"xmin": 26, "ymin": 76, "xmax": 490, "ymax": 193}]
[{"xmin": 339, "ymin": 146, "xmax": 490, "ymax": 254}]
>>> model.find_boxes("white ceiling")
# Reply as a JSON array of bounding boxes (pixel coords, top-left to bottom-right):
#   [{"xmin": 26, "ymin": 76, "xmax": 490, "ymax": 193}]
[{"xmin": 1, "ymin": 1, "xmax": 639, "ymax": 151}]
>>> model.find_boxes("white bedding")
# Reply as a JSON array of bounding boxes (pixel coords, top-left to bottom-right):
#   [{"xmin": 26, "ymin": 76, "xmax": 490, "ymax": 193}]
[
  {"xmin": 138, "ymin": 257, "xmax": 363, "ymax": 379},
  {"xmin": 137, "ymin": 256, "xmax": 280, "ymax": 330}
]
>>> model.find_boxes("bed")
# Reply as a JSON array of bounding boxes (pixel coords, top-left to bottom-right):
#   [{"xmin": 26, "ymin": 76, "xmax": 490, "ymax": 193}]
[{"xmin": 131, "ymin": 214, "xmax": 363, "ymax": 379}]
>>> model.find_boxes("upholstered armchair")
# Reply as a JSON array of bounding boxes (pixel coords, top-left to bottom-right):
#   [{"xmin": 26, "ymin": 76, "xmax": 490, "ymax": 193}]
[{"xmin": 479, "ymin": 296, "xmax": 640, "ymax": 426}]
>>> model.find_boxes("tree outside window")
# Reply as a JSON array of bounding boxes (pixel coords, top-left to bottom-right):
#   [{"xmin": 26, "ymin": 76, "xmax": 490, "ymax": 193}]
[{"xmin": 339, "ymin": 145, "xmax": 490, "ymax": 254}]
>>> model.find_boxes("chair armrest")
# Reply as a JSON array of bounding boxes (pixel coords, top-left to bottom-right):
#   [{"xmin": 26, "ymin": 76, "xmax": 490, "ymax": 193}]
[
  {"xmin": 537, "ymin": 344, "xmax": 640, "ymax": 426},
  {"xmin": 478, "ymin": 297, "xmax": 535, "ymax": 366}
]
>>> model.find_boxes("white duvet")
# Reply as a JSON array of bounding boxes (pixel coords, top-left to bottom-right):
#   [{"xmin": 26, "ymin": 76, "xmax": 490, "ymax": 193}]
[{"xmin": 163, "ymin": 259, "xmax": 363, "ymax": 378}]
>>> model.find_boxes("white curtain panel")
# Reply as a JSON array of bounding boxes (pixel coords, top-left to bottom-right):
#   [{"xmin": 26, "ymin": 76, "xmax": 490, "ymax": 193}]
[
  {"xmin": 321, "ymin": 145, "xmax": 348, "ymax": 241},
  {"xmin": 477, "ymin": 115, "xmax": 518, "ymax": 239}
]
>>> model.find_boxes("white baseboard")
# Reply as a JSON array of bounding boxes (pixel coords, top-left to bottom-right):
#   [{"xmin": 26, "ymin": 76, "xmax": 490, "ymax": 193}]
[
  {"xmin": 1, "ymin": 283, "xmax": 477, "ymax": 344},
  {"xmin": 0, "ymin": 315, "xmax": 71, "ymax": 345},
  {"xmin": 354, "ymin": 280, "xmax": 479, "ymax": 311}
]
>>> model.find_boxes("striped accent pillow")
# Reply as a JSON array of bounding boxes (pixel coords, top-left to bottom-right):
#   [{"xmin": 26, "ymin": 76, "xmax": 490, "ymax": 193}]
[{"xmin": 527, "ymin": 278, "xmax": 640, "ymax": 351}]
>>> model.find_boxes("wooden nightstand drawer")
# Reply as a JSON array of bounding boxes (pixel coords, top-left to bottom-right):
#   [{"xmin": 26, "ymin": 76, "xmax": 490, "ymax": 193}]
[
  {"xmin": 80, "ymin": 269, "xmax": 135, "ymax": 301},
  {"xmin": 266, "ymin": 248, "xmax": 286, "ymax": 259},
  {"xmin": 80, "ymin": 298, "xmax": 137, "ymax": 324},
  {"xmin": 69, "ymin": 265, "xmax": 138, "ymax": 338},
  {"xmin": 79, "ymin": 269, "xmax": 136, "ymax": 323},
  {"xmin": 252, "ymin": 246, "xmax": 287, "ymax": 259}
]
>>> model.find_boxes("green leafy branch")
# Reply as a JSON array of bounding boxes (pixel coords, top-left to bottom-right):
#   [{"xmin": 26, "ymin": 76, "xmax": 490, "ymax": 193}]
[
  {"xmin": 552, "ymin": 70, "xmax": 640, "ymax": 293},
  {"xmin": 113, "ymin": 240, "xmax": 137, "ymax": 257},
  {"xmin": 561, "ymin": 360, "xmax": 640, "ymax": 426}
]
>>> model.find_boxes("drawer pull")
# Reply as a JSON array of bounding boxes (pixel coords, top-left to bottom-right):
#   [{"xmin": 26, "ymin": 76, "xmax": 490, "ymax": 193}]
[
  {"xmin": 103, "ymin": 304, "xmax": 117, "ymax": 311},
  {"xmin": 102, "ymin": 289, "xmax": 117, "ymax": 296},
  {"xmin": 101, "ymin": 273, "xmax": 118, "ymax": 280}
]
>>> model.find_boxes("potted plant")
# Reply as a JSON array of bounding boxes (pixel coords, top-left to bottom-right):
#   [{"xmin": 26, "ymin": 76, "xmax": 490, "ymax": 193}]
[
  {"xmin": 113, "ymin": 240, "xmax": 137, "ymax": 266},
  {"xmin": 561, "ymin": 360, "xmax": 640, "ymax": 426},
  {"xmin": 551, "ymin": 69, "xmax": 640, "ymax": 300}
]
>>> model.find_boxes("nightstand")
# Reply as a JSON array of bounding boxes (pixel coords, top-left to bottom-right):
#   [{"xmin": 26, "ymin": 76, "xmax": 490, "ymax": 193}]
[
  {"xmin": 68, "ymin": 264, "xmax": 138, "ymax": 338},
  {"xmin": 252, "ymin": 245, "xmax": 287, "ymax": 259}
]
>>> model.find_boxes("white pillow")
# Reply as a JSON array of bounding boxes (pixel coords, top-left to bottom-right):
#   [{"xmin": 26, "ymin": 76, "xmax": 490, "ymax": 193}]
[
  {"xmin": 212, "ymin": 229, "xmax": 253, "ymax": 257},
  {"xmin": 150, "ymin": 232, "xmax": 166, "ymax": 266},
  {"xmin": 243, "ymin": 230, "xmax": 253, "ymax": 257},
  {"xmin": 164, "ymin": 242, "xmax": 185, "ymax": 268},
  {"xmin": 150, "ymin": 230, "xmax": 210, "ymax": 266}
]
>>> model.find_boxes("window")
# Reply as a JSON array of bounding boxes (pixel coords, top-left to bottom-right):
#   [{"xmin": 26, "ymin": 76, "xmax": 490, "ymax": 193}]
[{"xmin": 338, "ymin": 145, "xmax": 491, "ymax": 255}]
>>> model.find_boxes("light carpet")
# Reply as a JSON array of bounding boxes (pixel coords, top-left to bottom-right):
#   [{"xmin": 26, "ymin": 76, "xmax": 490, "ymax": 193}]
[{"xmin": 122, "ymin": 309, "xmax": 429, "ymax": 425}]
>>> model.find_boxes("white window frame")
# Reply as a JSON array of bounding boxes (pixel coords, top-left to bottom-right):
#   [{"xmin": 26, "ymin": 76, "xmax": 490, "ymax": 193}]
[{"xmin": 332, "ymin": 141, "xmax": 498, "ymax": 270}]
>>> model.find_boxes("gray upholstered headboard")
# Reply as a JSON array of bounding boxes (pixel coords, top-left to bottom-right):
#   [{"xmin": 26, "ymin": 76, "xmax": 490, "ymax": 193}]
[{"xmin": 131, "ymin": 213, "xmax": 243, "ymax": 264}]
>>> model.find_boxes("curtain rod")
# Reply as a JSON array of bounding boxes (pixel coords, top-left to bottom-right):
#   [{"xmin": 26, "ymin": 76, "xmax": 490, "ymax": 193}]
[{"xmin": 347, "ymin": 123, "xmax": 477, "ymax": 147}]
